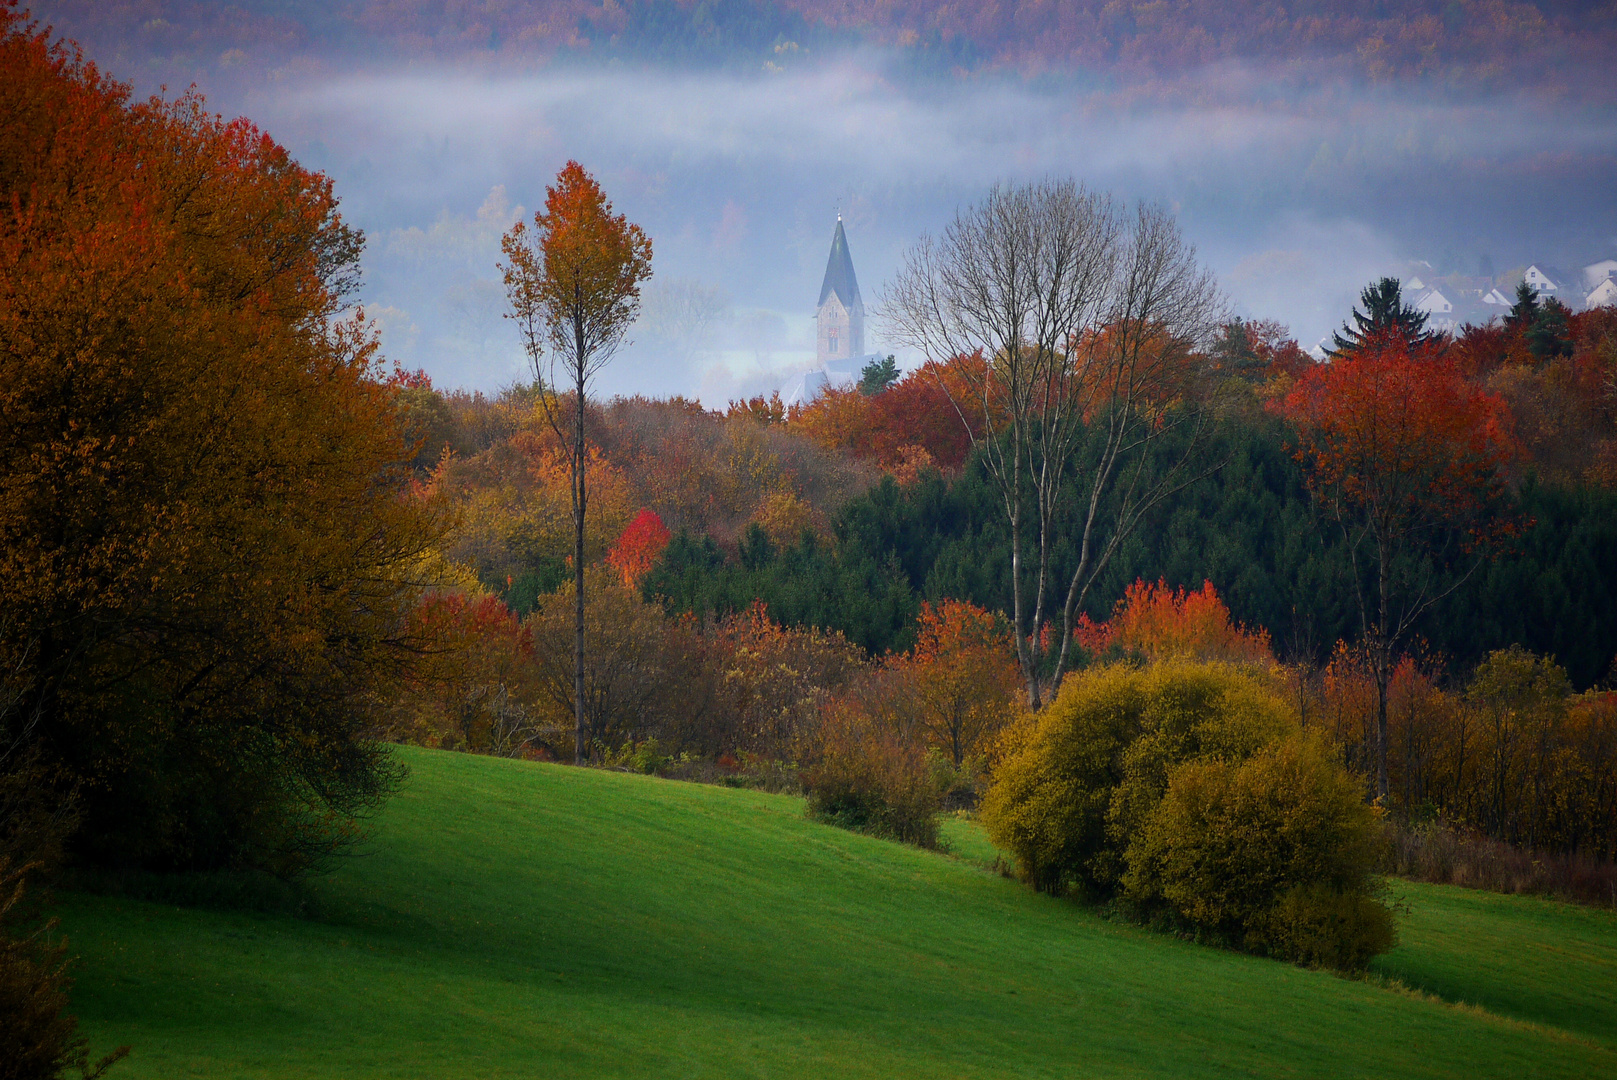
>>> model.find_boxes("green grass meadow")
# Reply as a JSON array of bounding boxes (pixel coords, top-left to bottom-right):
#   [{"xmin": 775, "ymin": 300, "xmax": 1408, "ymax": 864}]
[{"xmin": 57, "ymin": 746, "xmax": 1617, "ymax": 1078}]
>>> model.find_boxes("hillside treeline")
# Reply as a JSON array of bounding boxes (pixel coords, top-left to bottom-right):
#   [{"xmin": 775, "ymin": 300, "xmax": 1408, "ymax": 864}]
[
  {"xmin": 378, "ymin": 294, "xmax": 1617, "ymax": 874},
  {"xmin": 33, "ymin": 0, "xmax": 1617, "ymax": 89},
  {"xmin": 533, "ymin": 311, "xmax": 1616, "ymax": 688}
]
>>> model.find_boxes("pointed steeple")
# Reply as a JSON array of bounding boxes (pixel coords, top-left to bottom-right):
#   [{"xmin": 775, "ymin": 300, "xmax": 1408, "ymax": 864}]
[
  {"xmin": 816, "ymin": 215, "xmax": 866, "ymax": 369},
  {"xmin": 818, "ymin": 216, "xmax": 862, "ymax": 310}
]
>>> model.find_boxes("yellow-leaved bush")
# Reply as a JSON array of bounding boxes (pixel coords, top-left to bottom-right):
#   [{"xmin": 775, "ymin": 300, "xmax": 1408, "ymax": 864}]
[{"xmin": 980, "ymin": 661, "xmax": 1393, "ymax": 969}]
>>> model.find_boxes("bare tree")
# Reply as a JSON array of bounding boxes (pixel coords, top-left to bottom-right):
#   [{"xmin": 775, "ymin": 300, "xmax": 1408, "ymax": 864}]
[
  {"xmin": 501, "ymin": 162, "xmax": 652, "ymax": 763},
  {"xmin": 636, "ymin": 277, "xmax": 731, "ymax": 365},
  {"xmin": 884, "ymin": 183, "xmax": 1221, "ymax": 707}
]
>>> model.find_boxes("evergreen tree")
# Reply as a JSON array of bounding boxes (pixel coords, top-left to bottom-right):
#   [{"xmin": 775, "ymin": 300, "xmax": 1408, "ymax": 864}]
[
  {"xmin": 858, "ymin": 355, "xmax": 901, "ymax": 395},
  {"xmin": 1504, "ymin": 282, "xmax": 1573, "ymax": 361},
  {"xmin": 1330, "ymin": 277, "xmax": 1433, "ymax": 354},
  {"xmin": 1505, "ymin": 281, "xmax": 1539, "ymax": 329},
  {"xmin": 1210, "ymin": 319, "xmax": 1266, "ymax": 377},
  {"xmin": 1527, "ymin": 298, "xmax": 1574, "ymax": 361}
]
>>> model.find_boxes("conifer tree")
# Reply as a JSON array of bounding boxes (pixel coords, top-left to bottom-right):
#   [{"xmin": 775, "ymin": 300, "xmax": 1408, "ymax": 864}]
[
  {"xmin": 1526, "ymin": 299, "xmax": 1574, "ymax": 361},
  {"xmin": 1505, "ymin": 281, "xmax": 1539, "ymax": 329},
  {"xmin": 1330, "ymin": 277, "xmax": 1433, "ymax": 354},
  {"xmin": 858, "ymin": 355, "xmax": 900, "ymax": 395}
]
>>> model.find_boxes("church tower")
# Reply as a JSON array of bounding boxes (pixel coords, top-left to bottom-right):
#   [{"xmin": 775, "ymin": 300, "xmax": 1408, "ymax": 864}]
[{"xmin": 815, "ymin": 216, "xmax": 865, "ymax": 369}]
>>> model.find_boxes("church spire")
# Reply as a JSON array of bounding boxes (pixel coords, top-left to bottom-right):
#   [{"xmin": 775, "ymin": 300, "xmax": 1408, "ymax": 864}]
[
  {"xmin": 815, "ymin": 217, "xmax": 865, "ymax": 368},
  {"xmin": 818, "ymin": 217, "xmax": 862, "ymax": 310}
]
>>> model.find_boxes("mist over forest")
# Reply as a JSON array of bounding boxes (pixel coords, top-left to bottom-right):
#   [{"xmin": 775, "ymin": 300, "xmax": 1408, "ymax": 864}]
[{"xmin": 32, "ymin": 0, "xmax": 1617, "ymax": 400}]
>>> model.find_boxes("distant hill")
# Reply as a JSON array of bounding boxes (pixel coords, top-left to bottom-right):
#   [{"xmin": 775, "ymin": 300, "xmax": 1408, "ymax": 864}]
[{"xmin": 28, "ymin": 0, "xmax": 1617, "ymax": 92}]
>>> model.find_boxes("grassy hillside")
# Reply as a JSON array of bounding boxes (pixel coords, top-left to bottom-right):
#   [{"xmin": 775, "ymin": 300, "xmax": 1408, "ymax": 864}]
[{"xmin": 58, "ymin": 747, "xmax": 1616, "ymax": 1078}]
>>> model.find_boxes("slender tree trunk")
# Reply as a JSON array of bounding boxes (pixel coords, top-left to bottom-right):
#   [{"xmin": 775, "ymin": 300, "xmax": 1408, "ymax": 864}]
[
  {"xmin": 1007, "ymin": 439, "xmax": 1039, "ymax": 710},
  {"xmin": 1374, "ymin": 535, "xmax": 1392, "ymax": 801},
  {"xmin": 573, "ymin": 314, "xmax": 587, "ymax": 766},
  {"xmin": 1374, "ymin": 666, "xmax": 1390, "ymax": 802}
]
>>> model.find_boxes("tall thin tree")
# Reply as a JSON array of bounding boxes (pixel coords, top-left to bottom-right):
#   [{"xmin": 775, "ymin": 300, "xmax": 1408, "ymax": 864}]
[
  {"xmin": 501, "ymin": 162, "xmax": 653, "ymax": 763},
  {"xmin": 883, "ymin": 183, "xmax": 1221, "ymax": 706}
]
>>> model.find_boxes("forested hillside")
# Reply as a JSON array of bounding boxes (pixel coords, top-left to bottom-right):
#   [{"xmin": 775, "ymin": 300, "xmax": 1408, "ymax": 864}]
[
  {"xmin": 33, "ymin": 0, "xmax": 1617, "ymax": 88},
  {"xmin": 402, "ymin": 306, "xmax": 1617, "ymax": 688}
]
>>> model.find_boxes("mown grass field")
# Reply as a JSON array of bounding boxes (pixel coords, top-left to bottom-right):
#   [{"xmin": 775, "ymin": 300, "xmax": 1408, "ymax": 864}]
[{"xmin": 58, "ymin": 746, "xmax": 1617, "ymax": 1078}]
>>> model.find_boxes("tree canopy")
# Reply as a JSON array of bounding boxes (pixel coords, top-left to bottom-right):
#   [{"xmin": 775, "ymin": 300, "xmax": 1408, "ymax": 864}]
[
  {"xmin": 0, "ymin": 10, "xmax": 445, "ymax": 874},
  {"xmin": 1273, "ymin": 336, "xmax": 1516, "ymax": 796}
]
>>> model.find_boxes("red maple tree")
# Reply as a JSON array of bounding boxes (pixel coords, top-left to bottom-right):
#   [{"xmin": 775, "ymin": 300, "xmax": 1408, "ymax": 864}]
[
  {"xmin": 606, "ymin": 508, "xmax": 671, "ymax": 588},
  {"xmin": 1273, "ymin": 337, "xmax": 1517, "ymax": 797}
]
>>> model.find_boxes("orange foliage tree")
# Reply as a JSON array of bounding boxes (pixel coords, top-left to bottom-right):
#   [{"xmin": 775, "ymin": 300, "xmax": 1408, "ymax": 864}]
[
  {"xmin": 0, "ymin": 10, "xmax": 445, "ymax": 872},
  {"xmin": 1314, "ymin": 643, "xmax": 1617, "ymax": 861},
  {"xmin": 707, "ymin": 600, "xmax": 866, "ymax": 760},
  {"xmin": 889, "ymin": 600, "xmax": 1022, "ymax": 766},
  {"xmin": 1076, "ymin": 579, "xmax": 1273, "ymax": 665},
  {"xmin": 789, "ymin": 361, "xmax": 978, "ymax": 474},
  {"xmin": 606, "ymin": 508, "xmax": 672, "ymax": 588},
  {"xmin": 1274, "ymin": 337, "xmax": 1516, "ymax": 798},
  {"xmin": 501, "ymin": 161, "xmax": 653, "ymax": 763}
]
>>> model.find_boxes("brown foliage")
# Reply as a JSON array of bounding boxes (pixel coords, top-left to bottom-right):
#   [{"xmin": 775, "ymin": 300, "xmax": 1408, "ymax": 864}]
[
  {"xmin": 1, "ymin": 11, "xmax": 441, "ymax": 874},
  {"xmin": 383, "ymin": 593, "xmax": 539, "ymax": 755},
  {"xmin": 524, "ymin": 571, "xmax": 709, "ymax": 760},
  {"xmin": 706, "ymin": 601, "xmax": 866, "ymax": 761},
  {"xmin": 1310, "ymin": 646, "xmax": 1617, "ymax": 867},
  {"xmin": 1388, "ymin": 821, "xmax": 1617, "ymax": 909},
  {"xmin": 595, "ymin": 397, "xmax": 874, "ymax": 549},
  {"xmin": 803, "ymin": 688, "xmax": 943, "ymax": 848}
]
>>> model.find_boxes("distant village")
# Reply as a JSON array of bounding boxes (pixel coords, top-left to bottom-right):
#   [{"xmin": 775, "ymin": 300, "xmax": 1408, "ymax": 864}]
[
  {"xmin": 784, "ymin": 221, "xmax": 1617, "ymax": 399},
  {"xmin": 1401, "ymin": 257, "xmax": 1617, "ymax": 332}
]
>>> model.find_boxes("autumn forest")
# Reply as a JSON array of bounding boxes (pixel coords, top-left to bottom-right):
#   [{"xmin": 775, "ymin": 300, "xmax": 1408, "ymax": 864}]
[{"xmin": 4, "ymin": 2, "xmax": 1617, "ymax": 1077}]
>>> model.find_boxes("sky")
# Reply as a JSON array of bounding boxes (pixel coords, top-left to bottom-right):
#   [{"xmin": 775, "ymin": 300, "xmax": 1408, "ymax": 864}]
[{"xmin": 30, "ymin": 12, "xmax": 1617, "ymax": 402}]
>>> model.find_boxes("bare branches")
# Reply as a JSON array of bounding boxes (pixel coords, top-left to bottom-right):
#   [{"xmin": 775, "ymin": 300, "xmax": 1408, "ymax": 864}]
[{"xmin": 882, "ymin": 182, "xmax": 1223, "ymax": 706}]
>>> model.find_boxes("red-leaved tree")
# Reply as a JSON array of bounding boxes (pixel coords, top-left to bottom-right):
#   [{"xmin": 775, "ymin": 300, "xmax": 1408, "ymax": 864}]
[
  {"xmin": 606, "ymin": 508, "xmax": 671, "ymax": 588},
  {"xmin": 1273, "ymin": 337, "xmax": 1516, "ymax": 798}
]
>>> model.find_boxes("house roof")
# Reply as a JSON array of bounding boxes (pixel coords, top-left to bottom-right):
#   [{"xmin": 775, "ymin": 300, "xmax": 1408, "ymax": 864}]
[
  {"xmin": 1526, "ymin": 264, "xmax": 1572, "ymax": 289},
  {"xmin": 1410, "ymin": 286, "xmax": 1452, "ymax": 313},
  {"xmin": 1585, "ymin": 259, "xmax": 1617, "ymax": 287},
  {"xmin": 818, "ymin": 218, "xmax": 862, "ymax": 310}
]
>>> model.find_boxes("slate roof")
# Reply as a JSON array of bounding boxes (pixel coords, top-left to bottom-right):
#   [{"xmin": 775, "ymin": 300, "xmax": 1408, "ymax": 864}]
[{"xmin": 818, "ymin": 218, "xmax": 862, "ymax": 310}]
